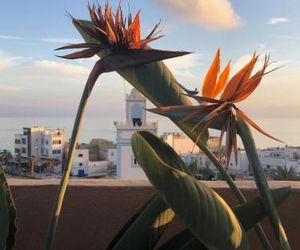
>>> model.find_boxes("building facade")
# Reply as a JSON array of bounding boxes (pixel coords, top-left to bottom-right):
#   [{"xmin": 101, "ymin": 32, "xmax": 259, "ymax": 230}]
[
  {"xmin": 115, "ymin": 88, "xmax": 158, "ymax": 179},
  {"xmin": 71, "ymin": 148, "xmax": 107, "ymax": 177},
  {"xmin": 14, "ymin": 126, "xmax": 66, "ymax": 161}
]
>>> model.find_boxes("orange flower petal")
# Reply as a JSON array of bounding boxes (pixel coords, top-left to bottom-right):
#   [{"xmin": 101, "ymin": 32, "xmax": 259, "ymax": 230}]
[
  {"xmin": 235, "ymin": 55, "xmax": 269, "ymax": 102},
  {"xmin": 220, "ymin": 53, "xmax": 258, "ymax": 101},
  {"xmin": 106, "ymin": 20, "xmax": 117, "ymax": 45},
  {"xmin": 202, "ymin": 49, "xmax": 220, "ymax": 98},
  {"xmin": 213, "ymin": 60, "xmax": 231, "ymax": 97},
  {"xmin": 129, "ymin": 10, "xmax": 141, "ymax": 44}
]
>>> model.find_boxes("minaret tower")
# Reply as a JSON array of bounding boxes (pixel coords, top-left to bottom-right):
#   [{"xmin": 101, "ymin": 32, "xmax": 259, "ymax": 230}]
[{"xmin": 115, "ymin": 88, "xmax": 158, "ymax": 179}]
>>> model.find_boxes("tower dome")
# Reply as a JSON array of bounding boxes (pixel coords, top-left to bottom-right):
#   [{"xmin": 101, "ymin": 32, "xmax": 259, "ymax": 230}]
[{"xmin": 128, "ymin": 88, "xmax": 146, "ymax": 100}]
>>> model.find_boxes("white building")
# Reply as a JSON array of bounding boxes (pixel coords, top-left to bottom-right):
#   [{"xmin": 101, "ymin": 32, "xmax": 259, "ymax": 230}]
[
  {"xmin": 71, "ymin": 149, "xmax": 89, "ymax": 177},
  {"xmin": 162, "ymin": 132, "xmax": 201, "ymax": 154},
  {"xmin": 107, "ymin": 148, "xmax": 116, "ymax": 165},
  {"xmin": 71, "ymin": 148, "xmax": 107, "ymax": 177},
  {"xmin": 163, "ymin": 133, "xmax": 221, "ymax": 155},
  {"xmin": 115, "ymin": 88, "xmax": 158, "ymax": 179},
  {"xmin": 258, "ymin": 147, "xmax": 300, "ymax": 172},
  {"xmin": 14, "ymin": 126, "xmax": 66, "ymax": 161}
]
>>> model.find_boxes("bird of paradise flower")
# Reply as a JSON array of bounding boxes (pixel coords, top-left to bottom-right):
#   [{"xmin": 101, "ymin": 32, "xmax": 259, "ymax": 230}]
[{"xmin": 150, "ymin": 49, "xmax": 283, "ymax": 165}]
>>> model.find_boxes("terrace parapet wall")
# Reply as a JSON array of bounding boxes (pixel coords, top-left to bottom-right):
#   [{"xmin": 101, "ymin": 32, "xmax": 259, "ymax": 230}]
[{"xmin": 8, "ymin": 179, "xmax": 300, "ymax": 250}]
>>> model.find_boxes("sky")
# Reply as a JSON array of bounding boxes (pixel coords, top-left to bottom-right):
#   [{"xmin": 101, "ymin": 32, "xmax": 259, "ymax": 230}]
[{"xmin": 0, "ymin": 0, "xmax": 300, "ymax": 121}]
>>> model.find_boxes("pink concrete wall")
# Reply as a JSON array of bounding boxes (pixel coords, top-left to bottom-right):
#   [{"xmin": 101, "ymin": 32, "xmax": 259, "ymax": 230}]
[{"xmin": 8, "ymin": 180, "xmax": 300, "ymax": 250}]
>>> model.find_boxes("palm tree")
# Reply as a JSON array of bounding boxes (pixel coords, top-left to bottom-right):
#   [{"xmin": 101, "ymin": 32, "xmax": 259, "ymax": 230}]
[
  {"xmin": 0, "ymin": 150, "xmax": 13, "ymax": 165},
  {"xmin": 269, "ymin": 166, "xmax": 300, "ymax": 181}
]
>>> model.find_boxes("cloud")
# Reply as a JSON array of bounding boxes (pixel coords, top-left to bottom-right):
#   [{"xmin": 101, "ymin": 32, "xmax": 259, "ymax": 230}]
[
  {"xmin": 154, "ymin": 0, "xmax": 241, "ymax": 30},
  {"xmin": 0, "ymin": 84, "xmax": 24, "ymax": 92},
  {"xmin": 0, "ymin": 50, "xmax": 91, "ymax": 85},
  {"xmin": 39, "ymin": 37, "xmax": 82, "ymax": 44},
  {"xmin": 32, "ymin": 60, "xmax": 90, "ymax": 80},
  {"xmin": 164, "ymin": 53, "xmax": 202, "ymax": 78},
  {"xmin": 0, "ymin": 35, "xmax": 24, "ymax": 40},
  {"xmin": 0, "ymin": 35, "xmax": 81, "ymax": 44},
  {"xmin": 0, "ymin": 53, "xmax": 25, "ymax": 69},
  {"xmin": 267, "ymin": 17, "xmax": 289, "ymax": 25}
]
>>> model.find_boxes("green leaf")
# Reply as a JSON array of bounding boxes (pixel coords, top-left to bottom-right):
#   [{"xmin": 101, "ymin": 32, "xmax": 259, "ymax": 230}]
[
  {"xmin": 108, "ymin": 195, "xmax": 174, "ymax": 250},
  {"xmin": 132, "ymin": 131, "xmax": 249, "ymax": 250},
  {"xmin": 233, "ymin": 187, "xmax": 291, "ymax": 231},
  {"xmin": 159, "ymin": 186, "xmax": 290, "ymax": 250},
  {"xmin": 237, "ymin": 119, "xmax": 291, "ymax": 249},
  {"xmin": 109, "ymin": 131, "xmax": 193, "ymax": 250},
  {"xmin": 0, "ymin": 165, "xmax": 16, "ymax": 250},
  {"xmin": 158, "ymin": 229, "xmax": 207, "ymax": 250}
]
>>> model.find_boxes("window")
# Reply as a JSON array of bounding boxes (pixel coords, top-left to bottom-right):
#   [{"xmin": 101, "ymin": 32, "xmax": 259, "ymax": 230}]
[
  {"xmin": 15, "ymin": 139, "xmax": 21, "ymax": 144},
  {"xmin": 15, "ymin": 148, "xmax": 20, "ymax": 153},
  {"xmin": 132, "ymin": 118, "xmax": 142, "ymax": 127},
  {"xmin": 79, "ymin": 163, "xmax": 83, "ymax": 166},
  {"xmin": 22, "ymin": 138, "xmax": 26, "ymax": 144},
  {"xmin": 110, "ymin": 152, "xmax": 114, "ymax": 156},
  {"xmin": 53, "ymin": 140, "xmax": 62, "ymax": 145},
  {"xmin": 132, "ymin": 156, "xmax": 140, "ymax": 168},
  {"xmin": 21, "ymin": 147, "xmax": 26, "ymax": 154},
  {"xmin": 52, "ymin": 150, "xmax": 61, "ymax": 154},
  {"xmin": 78, "ymin": 153, "xmax": 83, "ymax": 158}
]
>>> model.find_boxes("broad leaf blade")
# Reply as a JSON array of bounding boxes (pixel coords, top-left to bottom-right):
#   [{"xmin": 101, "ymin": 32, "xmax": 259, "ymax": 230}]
[
  {"xmin": 233, "ymin": 187, "xmax": 291, "ymax": 231},
  {"xmin": 110, "ymin": 131, "xmax": 192, "ymax": 249},
  {"xmin": 0, "ymin": 165, "xmax": 16, "ymax": 250},
  {"xmin": 108, "ymin": 195, "xmax": 174, "ymax": 250},
  {"xmin": 132, "ymin": 131, "xmax": 249, "ymax": 250},
  {"xmin": 158, "ymin": 229, "xmax": 207, "ymax": 250}
]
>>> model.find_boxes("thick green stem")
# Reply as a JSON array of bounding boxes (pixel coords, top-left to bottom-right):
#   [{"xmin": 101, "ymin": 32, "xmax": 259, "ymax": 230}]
[
  {"xmin": 237, "ymin": 118, "xmax": 290, "ymax": 250},
  {"xmin": 176, "ymin": 122, "xmax": 273, "ymax": 250},
  {"xmin": 46, "ymin": 61, "xmax": 104, "ymax": 250}
]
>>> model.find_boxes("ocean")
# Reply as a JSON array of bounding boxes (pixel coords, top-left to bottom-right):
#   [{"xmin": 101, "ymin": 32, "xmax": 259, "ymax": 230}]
[{"xmin": 0, "ymin": 116, "xmax": 299, "ymax": 152}]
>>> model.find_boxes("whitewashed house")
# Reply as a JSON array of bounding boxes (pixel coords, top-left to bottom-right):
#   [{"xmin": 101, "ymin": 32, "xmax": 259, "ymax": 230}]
[
  {"xmin": 71, "ymin": 149, "xmax": 89, "ymax": 177},
  {"xmin": 107, "ymin": 148, "xmax": 116, "ymax": 165},
  {"xmin": 115, "ymin": 88, "xmax": 157, "ymax": 179},
  {"xmin": 14, "ymin": 126, "xmax": 66, "ymax": 161},
  {"xmin": 71, "ymin": 149, "xmax": 107, "ymax": 177},
  {"xmin": 258, "ymin": 147, "xmax": 300, "ymax": 172}
]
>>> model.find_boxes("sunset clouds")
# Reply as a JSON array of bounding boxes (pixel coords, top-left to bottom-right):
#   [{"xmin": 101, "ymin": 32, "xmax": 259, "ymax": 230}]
[{"xmin": 154, "ymin": 0, "xmax": 241, "ymax": 30}]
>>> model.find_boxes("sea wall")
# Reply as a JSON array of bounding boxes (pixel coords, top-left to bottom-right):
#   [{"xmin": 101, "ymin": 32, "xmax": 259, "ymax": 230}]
[{"xmin": 8, "ymin": 179, "xmax": 300, "ymax": 250}]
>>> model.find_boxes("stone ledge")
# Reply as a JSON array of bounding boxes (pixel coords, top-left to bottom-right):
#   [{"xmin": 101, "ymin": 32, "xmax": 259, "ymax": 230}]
[{"xmin": 7, "ymin": 178, "xmax": 300, "ymax": 189}]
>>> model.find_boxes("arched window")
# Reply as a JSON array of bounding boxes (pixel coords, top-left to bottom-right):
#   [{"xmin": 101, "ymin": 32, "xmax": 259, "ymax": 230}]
[{"xmin": 131, "ymin": 104, "xmax": 143, "ymax": 126}]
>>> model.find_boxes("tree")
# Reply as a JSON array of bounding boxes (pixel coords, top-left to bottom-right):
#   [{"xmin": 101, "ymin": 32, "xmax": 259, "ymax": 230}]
[
  {"xmin": 269, "ymin": 166, "xmax": 300, "ymax": 181},
  {"xmin": 0, "ymin": 150, "xmax": 13, "ymax": 165}
]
